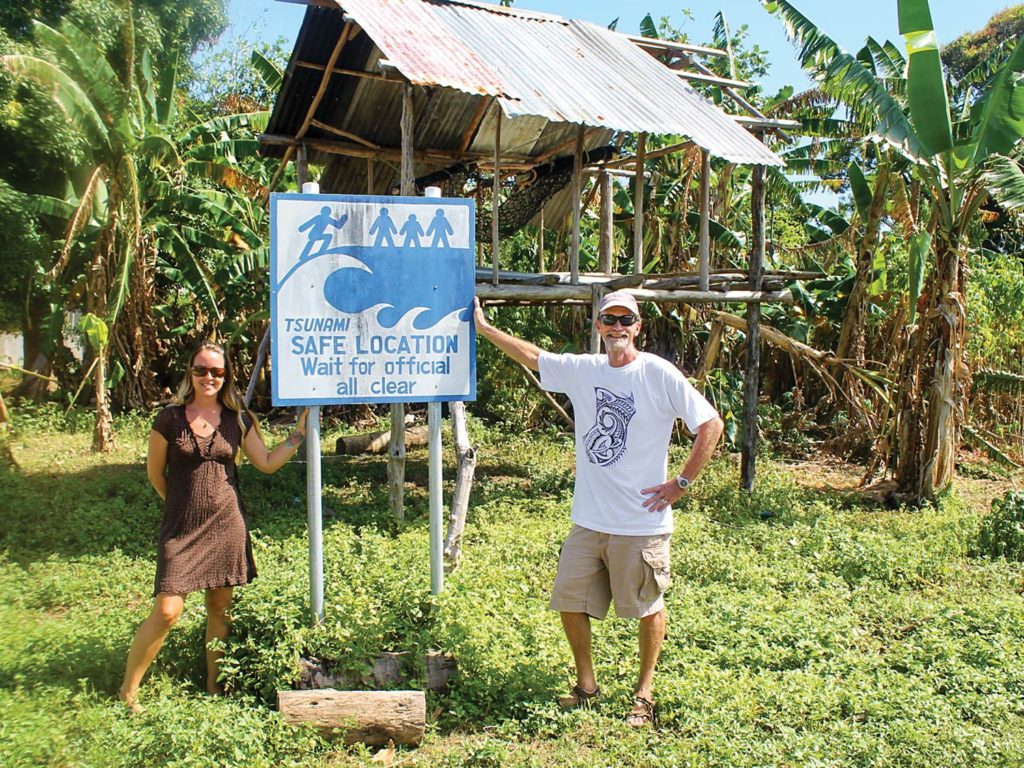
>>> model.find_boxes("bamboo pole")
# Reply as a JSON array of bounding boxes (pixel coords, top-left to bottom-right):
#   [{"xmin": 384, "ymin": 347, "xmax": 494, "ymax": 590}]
[
  {"xmin": 741, "ymin": 164, "xmax": 765, "ymax": 493},
  {"xmin": 699, "ymin": 149, "xmax": 711, "ymax": 291},
  {"xmin": 633, "ymin": 133, "xmax": 646, "ymax": 274},
  {"xmin": 570, "ymin": 124, "xmax": 584, "ymax": 285}
]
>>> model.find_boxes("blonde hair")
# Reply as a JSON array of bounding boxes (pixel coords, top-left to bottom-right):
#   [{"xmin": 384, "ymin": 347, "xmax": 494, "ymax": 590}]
[{"xmin": 176, "ymin": 341, "xmax": 263, "ymax": 456}]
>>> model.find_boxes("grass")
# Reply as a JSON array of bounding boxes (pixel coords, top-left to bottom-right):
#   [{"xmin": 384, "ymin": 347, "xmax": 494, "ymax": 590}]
[{"xmin": 1, "ymin": 403, "xmax": 1024, "ymax": 767}]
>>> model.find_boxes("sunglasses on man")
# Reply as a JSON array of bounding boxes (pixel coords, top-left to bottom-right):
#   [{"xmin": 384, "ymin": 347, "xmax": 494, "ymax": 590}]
[
  {"xmin": 598, "ymin": 313, "xmax": 639, "ymax": 327},
  {"xmin": 191, "ymin": 366, "xmax": 226, "ymax": 378}
]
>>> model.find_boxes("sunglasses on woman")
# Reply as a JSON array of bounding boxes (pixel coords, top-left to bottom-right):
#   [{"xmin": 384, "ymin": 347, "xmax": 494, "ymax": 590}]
[
  {"xmin": 191, "ymin": 366, "xmax": 226, "ymax": 378},
  {"xmin": 598, "ymin": 313, "xmax": 639, "ymax": 327}
]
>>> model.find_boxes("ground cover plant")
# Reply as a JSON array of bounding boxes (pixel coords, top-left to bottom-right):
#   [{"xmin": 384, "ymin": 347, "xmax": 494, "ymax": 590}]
[{"xmin": 1, "ymin": 404, "xmax": 1023, "ymax": 767}]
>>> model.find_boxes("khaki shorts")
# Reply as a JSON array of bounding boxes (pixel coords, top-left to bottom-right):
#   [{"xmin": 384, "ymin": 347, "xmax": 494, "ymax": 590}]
[{"xmin": 549, "ymin": 525, "xmax": 671, "ymax": 619}]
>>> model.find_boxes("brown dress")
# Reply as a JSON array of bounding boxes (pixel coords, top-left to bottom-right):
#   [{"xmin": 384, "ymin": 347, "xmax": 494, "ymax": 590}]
[{"xmin": 151, "ymin": 405, "xmax": 257, "ymax": 595}]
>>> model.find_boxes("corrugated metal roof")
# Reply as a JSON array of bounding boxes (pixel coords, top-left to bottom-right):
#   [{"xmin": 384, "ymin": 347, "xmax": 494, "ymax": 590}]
[{"xmin": 337, "ymin": 0, "xmax": 782, "ymax": 166}]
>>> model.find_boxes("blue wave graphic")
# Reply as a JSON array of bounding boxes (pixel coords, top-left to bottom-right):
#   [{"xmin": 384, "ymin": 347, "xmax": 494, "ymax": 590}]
[{"xmin": 321, "ymin": 246, "xmax": 473, "ymax": 330}]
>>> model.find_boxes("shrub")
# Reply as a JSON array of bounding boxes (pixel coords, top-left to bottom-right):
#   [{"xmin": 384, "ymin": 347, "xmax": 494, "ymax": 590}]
[{"xmin": 976, "ymin": 490, "xmax": 1024, "ymax": 561}]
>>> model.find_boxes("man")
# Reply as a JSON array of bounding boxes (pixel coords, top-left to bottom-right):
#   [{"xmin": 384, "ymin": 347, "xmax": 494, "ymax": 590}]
[{"xmin": 474, "ymin": 290, "xmax": 723, "ymax": 727}]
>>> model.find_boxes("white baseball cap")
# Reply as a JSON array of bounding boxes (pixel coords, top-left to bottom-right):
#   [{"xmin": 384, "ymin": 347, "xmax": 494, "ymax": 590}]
[{"xmin": 598, "ymin": 290, "xmax": 640, "ymax": 315}]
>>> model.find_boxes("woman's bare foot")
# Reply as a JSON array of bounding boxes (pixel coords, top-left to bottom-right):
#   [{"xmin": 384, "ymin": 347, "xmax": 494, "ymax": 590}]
[{"xmin": 118, "ymin": 686, "xmax": 141, "ymax": 713}]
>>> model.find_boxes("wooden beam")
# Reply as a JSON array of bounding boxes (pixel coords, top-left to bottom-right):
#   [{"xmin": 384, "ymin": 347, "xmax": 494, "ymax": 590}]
[
  {"xmin": 633, "ymin": 132, "xmax": 646, "ymax": 275},
  {"xmin": 277, "ymin": 0, "xmax": 338, "ymax": 9},
  {"xmin": 699, "ymin": 148, "xmax": 710, "ymax": 291},
  {"xmin": 309, "ymin": 120, "xmax": 379, "ymax": 149},
  {"xmin": 262, "ymin": 144, "xmax": 295, "ymax": 204},
  {"xmin": 604, "ymin": 139, "xmax": 693, "ymax": 168},
  {"xmin": 459, "ymin": 96, "xmax": 492, "ymax": 155},
  {"xmin": 474, "ymin": 283, "xmax": 792, "ymax": 303},
  {"xmin": 732, "ymin": 115, "xmax": 802, "ymax": 131},
  {"xmin": 530, "ymin": 128, "xmax": 602, "ymax": 167},
  {"xmin": 688, "ymin": 58, "xmax": 793, "ymax": 142},
  {"xmin": 571, "ymin": 124, "xmax": 584, "ymax": 285},
  {"xmin": 296, "ymin": 21, "xmax": 353, "ymax": 140},
  {"xmin": 295, "ymin": 61, "xmax": 402, "ymax": 84},
  {"xmin": 742, "ymin": 164, "xmax": 765, "ymax": 493},
  {"xmin": 259, "ymin": 133, "xmax": 530, "ymax": 165},
  {"xmin": 627, "ymin": 34, "xmax": 727, "ymax": 58},
  {"xmin": 492, "ymin": 108, "xmax": 501, "ymax": 285},
  {"xmin": 674, "ymin": 70, "xmax": 750, "ymax": 89}
]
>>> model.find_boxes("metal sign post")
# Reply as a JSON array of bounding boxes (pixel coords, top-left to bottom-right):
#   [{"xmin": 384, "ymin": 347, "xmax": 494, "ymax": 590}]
[{"xmin": 424, "ymin": 185, "xmax": 444, "ymax": 595}]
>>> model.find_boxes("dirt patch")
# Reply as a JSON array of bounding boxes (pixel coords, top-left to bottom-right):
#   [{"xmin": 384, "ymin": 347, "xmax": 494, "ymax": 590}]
[{"xmin": 784, "ymin": 454, "xmax": 1022, "ymax": 511}]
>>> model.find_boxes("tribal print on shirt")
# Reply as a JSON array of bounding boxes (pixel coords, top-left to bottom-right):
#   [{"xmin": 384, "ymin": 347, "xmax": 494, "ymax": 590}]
[{"xmin": 584, "ymin": 387, "xmax": 636, "ymax": 467}]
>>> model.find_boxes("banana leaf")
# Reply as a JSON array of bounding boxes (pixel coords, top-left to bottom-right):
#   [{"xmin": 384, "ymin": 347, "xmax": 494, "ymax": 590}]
[{"xmin": 898, "ymin": 0, "xmax": 953, "ymax": 156}]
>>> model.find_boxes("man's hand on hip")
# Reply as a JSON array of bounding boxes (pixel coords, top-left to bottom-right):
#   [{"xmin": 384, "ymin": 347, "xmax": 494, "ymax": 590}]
[{"xmin": 640, "ymin": 480, "xmax": 686, "ymax": 512}]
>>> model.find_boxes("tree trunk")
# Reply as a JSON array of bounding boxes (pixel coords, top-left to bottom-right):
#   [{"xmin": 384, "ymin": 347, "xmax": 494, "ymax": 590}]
[
  {"xmin": 12, "ymin": 296, "xmax": 52, "ymax": 401},
  {"xmin": 92, "ymin": 346, "xmax": 114, "ymax": 452},
  {"xmin": 895, "ymin": 237, "xmax": 967, "ymax": 500},
  {"xmin": 835, "ymin": 168, "xmax": 889, "ymax": 430}
]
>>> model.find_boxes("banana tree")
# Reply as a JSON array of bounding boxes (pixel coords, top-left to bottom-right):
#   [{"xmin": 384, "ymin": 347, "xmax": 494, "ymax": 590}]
[{"xmin": 764, "ymin": 0, "xmax": 1024, "ymax": 500}]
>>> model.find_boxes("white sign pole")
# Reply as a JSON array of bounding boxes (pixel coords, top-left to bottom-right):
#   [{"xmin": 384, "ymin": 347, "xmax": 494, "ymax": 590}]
[
  {"xmin": 425, "ymin": 186, "xmax": 444, "ymax": 595},
  {"xmin": 302, "ymin": 181, "xmax": 325, "ymax": 623}
]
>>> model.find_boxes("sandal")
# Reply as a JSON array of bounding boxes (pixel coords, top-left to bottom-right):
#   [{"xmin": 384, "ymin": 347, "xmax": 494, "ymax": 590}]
[
  {"xmin": 626, "ymin": 695, "xmax": 655, "ymax": 727},
  {"xmin": 557, "ymin": 684, "xmax": 601, "ymax": 710}
]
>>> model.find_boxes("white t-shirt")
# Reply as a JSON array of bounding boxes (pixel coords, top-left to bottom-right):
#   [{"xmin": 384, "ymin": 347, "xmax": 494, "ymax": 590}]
[{"xmin": 538, "ymin": 350, "xmax": 719, "ymax": 535}]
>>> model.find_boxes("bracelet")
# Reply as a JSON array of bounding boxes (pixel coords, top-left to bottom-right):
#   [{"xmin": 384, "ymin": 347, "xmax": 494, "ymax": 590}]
[{"xmin": 286, "ymin": 431, "xmax": 304, "ymax": 447}]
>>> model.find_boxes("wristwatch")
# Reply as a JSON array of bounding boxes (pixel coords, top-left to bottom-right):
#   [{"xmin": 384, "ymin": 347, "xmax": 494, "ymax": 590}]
[{"xmin": 675, "ymin": 474, "xmax": 691, "ymax": 490}]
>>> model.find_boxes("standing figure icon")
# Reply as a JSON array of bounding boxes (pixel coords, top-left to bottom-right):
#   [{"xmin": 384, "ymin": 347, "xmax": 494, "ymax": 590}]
[
  {"xmin": 426, "ymin": 208, "xmax": 454, "ymax": 248},
  {"xmin": 400, "ymin": 214, "xmax": 425, "ymax": 248},
  {"xmin": 369, "ymin": 207, "xmax": 398, "ymax": 247}
]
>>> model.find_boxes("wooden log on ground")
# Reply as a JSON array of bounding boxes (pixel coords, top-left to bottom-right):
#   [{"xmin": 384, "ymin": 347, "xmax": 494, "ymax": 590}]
[
  {"xmin": 337, "ymin": 426, "xmax": 428, "ymax": 455},
  {"xmin": 277, "ymin": 690, "xmax": 426, "ymax": 746}
]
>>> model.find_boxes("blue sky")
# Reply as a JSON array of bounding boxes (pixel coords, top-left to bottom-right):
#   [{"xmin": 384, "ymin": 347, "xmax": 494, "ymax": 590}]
[{"xmin": 226, "ymin": 0, "xmax": 1011, "ymax": 96}]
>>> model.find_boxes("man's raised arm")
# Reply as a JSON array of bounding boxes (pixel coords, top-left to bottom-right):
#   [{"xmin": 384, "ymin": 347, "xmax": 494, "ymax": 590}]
[{"xmin": 473, "ymin": 297, "xmax": 544, "ymax": 372}]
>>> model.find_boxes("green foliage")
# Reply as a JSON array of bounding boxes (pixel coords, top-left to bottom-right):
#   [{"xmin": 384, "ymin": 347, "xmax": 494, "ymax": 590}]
[
  {"xmin": 3, "ymin": 416, "xmax": 1023, "ymax": 766},
  {"xmin": 942, "ymin": 6, "xmax": 1024, "ymax": 83},
  {"xmin": 976, "ymin": 490, "xmax": 1024, "ymax": 561}
]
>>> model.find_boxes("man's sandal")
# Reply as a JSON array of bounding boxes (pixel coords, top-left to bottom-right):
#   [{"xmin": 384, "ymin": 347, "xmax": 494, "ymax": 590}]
[
  {"xmin": 626, "ymin": 696, "xmax": 655, "ymax": 727},
  {"xmin": 557, "ymin": 684, "xmax": 600, "ymax": 710}
]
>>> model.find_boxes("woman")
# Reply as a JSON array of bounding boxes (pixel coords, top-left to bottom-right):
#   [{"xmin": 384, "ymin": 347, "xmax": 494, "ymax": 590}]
[{"xmin": 119, "ymin": 341, "xmax": 308, "ymax": 710}]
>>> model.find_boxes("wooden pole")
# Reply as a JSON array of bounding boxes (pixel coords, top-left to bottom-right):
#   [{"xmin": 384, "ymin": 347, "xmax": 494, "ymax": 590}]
[
  {"xmin": 492, "ymin": 107, "xmax": 501, "ymax": 285},
  {"xmin": 294, "ymin": 147, "xmax": 309, "ymax": 466},
  {"xmin": 366, "ymin": 156, "xmax": 374, "ymax": 195},
  {"xmin": 244, "ymin": 328, "xmax": 271, "ymax": 408},
  {"xmin": 599, "ymin": 171, "xmax": 613, "ymax": 274},
  {"xmin": 442, "ymin": 401, "xmax": 478, "ymax": 571},
  {"xmin": 741, "ymin": 164, "xmax": 765, "ymax": 493},
  {"xmin": 538, "ymin": 208, "xmax": 546, "ymax": 272},
  {"xmin": 633, "ymin": 132, "xmax": 647, "ymax": 275},
  {"xmin": 590, "ymin": 285, "xmax": 605, "ymax": 353},
  {"xmin": 699, "ymin": 149, "xmax": 711, "ymax": 291},
  {"xmin": 389, "ymin": 84, "xmax": 414, "ymax": 524},
  {"xmin": 570, "ymin": 124, "xmax": 584, "ymax": 285}
]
